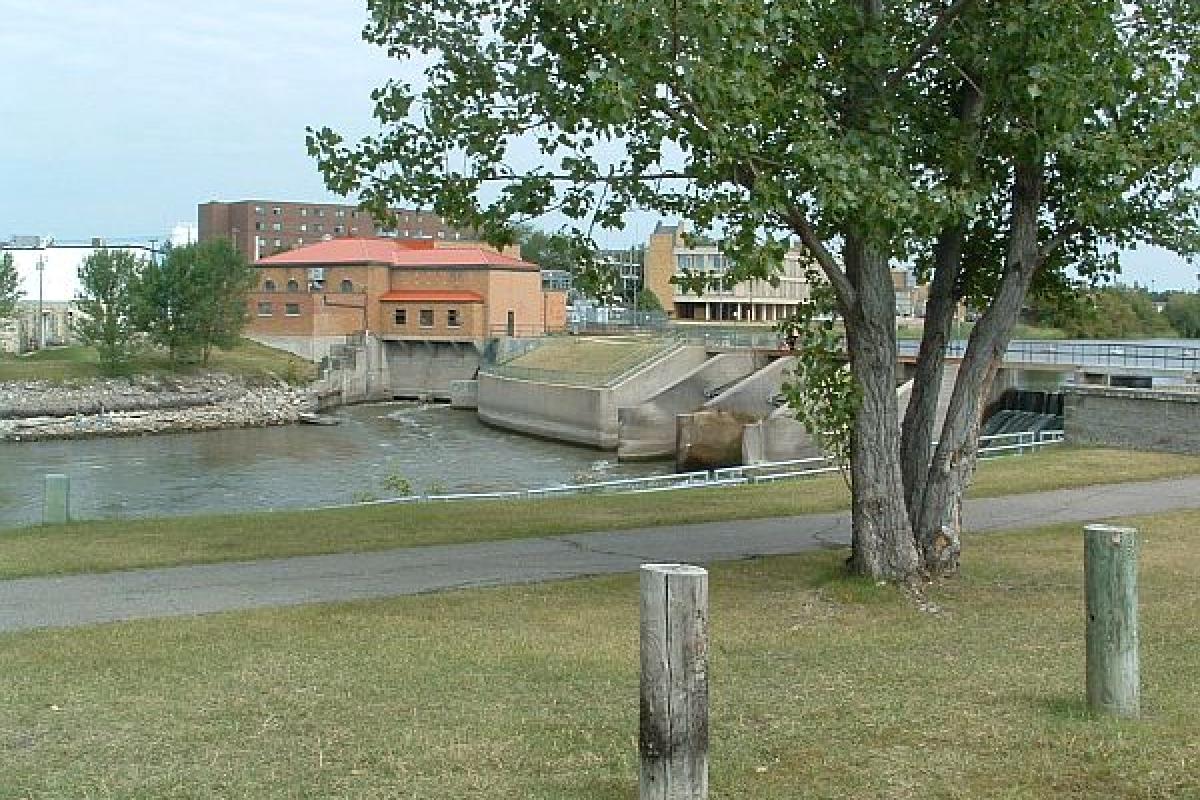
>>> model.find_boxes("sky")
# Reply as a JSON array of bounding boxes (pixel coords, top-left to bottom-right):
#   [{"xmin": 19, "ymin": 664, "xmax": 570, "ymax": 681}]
[{"xmin": 0, "ymin": 1, "xmax": 1196, "ymax": 289}]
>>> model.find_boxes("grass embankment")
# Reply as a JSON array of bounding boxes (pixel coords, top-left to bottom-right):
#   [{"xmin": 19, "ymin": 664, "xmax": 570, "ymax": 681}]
[
  {"xmin": 500, "ymin": 336, "xmax": 671, "ymax": 379},
  {"xmin": 2, "ymin": 448, "xmax": 1199, "ymax": 579},
  {"xmin": 2, "ymin": 510, "xmax": 1198, "ymax": 798},
  {"xmin": 0, "ymin": 339, "xmax": 314, "ymax": 384}
]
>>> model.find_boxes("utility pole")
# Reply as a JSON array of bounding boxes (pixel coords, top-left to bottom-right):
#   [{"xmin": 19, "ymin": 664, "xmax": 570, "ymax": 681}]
[{"xmin": 36, "ymin": 249, "xmax": 45, "ymax": 350}]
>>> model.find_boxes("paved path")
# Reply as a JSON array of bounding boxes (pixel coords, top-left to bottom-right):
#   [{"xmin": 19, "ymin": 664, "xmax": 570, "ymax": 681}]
[{"xmin": 3, "ymin": 476, "xmax": 1199, "ymax": 633}]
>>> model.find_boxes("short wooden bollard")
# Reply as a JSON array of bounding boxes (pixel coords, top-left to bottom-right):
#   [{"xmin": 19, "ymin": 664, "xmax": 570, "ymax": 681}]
[
  {"xmin": 43, "ymin": 473, "xmax": 71, "ymax": 525},
  {"xmin": 1084, "ymin": 524, "xmax": 1139, "ymax": 717},
  {"xmin": 640, "ymin": 563, "xmax": 708, "ymax": 800}
]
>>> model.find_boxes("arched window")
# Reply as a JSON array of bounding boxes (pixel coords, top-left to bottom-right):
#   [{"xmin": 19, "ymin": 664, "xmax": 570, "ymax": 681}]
[
  {"xmin": 263, "ymin": 279, "xmax": 276, "ymax": 292},
  {"xmin": 286, "ymin": 279, "xmax": 299, "ymax": 292},
  {"xmin": 340, "ymin": 279, "xmax": 354, "ymax": 293}
]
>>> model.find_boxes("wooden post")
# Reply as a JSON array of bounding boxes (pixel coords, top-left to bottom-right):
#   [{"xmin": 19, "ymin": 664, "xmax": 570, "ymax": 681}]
[
  {"xmin": 640, "ymin": 563, "xmax": 708, "ymax": 800},
  {"xmin": 1084, "ymin": 524, "xmax": 1139, "ymax": 718},
  {"xmin": 43, "ymin": 473, "xmax": 70, "ymax": 525}
]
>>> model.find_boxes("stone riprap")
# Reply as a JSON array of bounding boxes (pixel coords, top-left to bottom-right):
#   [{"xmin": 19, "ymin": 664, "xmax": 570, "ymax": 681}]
[{"xmin": 0, "ymin": 376, "xmax": 316, "ymax": 442}]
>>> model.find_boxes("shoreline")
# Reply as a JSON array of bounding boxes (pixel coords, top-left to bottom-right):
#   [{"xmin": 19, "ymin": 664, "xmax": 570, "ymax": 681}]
[{"xmin": 0, "ymin": 375, "xmax": 316, "ymax": 442}]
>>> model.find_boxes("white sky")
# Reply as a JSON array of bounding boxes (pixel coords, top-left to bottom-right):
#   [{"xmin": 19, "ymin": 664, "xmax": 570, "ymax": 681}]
[{"xmin": 0, "ymin": 1, "xmax": 1194, "ymax": 289}]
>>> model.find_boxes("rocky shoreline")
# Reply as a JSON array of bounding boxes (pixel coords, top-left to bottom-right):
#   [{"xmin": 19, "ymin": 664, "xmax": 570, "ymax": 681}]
[{"xmin": 0, "ymin": 375, "xmax": 317, "ymax": 442}]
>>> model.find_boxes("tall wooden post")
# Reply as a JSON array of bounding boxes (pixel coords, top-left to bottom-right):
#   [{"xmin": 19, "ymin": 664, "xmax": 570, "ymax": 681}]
[
  {"xmin": 43, "ymin": 473, "xmax": 70, "ymax": 525},
  {"xmin": 640, "ymin": 563, "xmax": 708, "ymax": 800},
  {"xmin": 1084, "ymin": 524, "xmax": 1139, "ymax": 718}
]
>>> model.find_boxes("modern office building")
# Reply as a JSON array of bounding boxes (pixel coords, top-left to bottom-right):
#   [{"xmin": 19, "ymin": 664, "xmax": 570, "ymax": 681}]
[
  {"xmin": 198, "ymin": 200, "xmax": 475, "ymax": 264},
  {"xmin": 644, "ymin": 222, "xmax": 812, "ymax": 322}
]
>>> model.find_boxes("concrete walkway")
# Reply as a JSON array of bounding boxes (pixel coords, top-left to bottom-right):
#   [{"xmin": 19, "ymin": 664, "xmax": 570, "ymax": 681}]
[{"xmin": 3, "ymin": 476, "xmax": 1199, "ymax": 633}]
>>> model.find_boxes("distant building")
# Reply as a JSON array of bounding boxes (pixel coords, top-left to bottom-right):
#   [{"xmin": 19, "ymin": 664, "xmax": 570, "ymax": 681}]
[
  {"xmin": 891, "ymin": 269, "xmax": 929, "ymax": 318},
  {"xmin": 1, "ymin": 237, "xmax": 155, "ymax": 305},
  {"xmin": 1, "ymin": 301, "xmax": 82, "ymax": 353},
  {"xmin": 644, "ymin": 222, "xmax": 812, "ymax": 322},
  {"xmin": 245, "ymin": 238, "xmax": 566, "ymax": 396},
  {"xmin": 198, "ymin": 199, "xmax": 476, "ymax": 264}
]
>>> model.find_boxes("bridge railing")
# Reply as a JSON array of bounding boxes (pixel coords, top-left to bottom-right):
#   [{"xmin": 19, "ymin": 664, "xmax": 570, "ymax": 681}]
[
  {"xmin": 311, "ymin": 429, "xmax": 1065, "ymax": 511},
  {"xmin": 898, "ymin": 340, "xmax": 1200, "ymax": 370}
]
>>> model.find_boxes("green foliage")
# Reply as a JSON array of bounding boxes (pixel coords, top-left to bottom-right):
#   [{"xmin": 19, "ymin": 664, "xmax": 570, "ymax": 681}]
[
  {"xmin": 0, "ymin": 252, "xmax": 21, "ymax": 318},
  {"xmin": 1164, "ymin": 293, "xmax": 1200, "ymax": 338},
  {"xmin": 634, "ymin": 289, "xmax": 663, "ymax": 312},
  {"xmin": 381, "ymin": 472, "xmax": 412, "ymax": 496},
  {"xmin": 74, "ymin": 250, "xmax": 143, "ymax": 374},
  {"xmin": 780, "ymin": 270, "xmax": 858, "ymax": 483},
  {"xmin": 516, "ymin": 227, "xmax": 576, "ymax": 273},
  {"xmin": 134, "ymin": 240, "xmax": 255, "ymax": 366},
  {"xmin": 1029, "ymin": 286, "xmax": 1177, "ymax": 339}
]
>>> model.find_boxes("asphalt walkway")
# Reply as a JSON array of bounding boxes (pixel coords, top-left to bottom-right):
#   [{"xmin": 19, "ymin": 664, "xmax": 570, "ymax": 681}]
[{"xmin": 3, "ymin": 476, "xmax": 1199, "ymax": 633}]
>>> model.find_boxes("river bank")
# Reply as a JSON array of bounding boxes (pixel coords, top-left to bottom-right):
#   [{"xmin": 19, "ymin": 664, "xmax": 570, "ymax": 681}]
[{"xmin": 0, "ymin": 374, "xmax": 316, "ymax": 442}]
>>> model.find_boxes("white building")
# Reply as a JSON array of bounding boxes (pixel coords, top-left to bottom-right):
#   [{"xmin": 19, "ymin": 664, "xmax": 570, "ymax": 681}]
[{"xmin": 1, "ymin": 237, "xmax": 157, "ymax": 304}]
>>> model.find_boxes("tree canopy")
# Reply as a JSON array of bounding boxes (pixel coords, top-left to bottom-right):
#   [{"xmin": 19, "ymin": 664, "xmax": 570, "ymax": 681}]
[
  {"xmin": 75, "ymin": 249, "xmax": 142, "ymax": 374},
  {"xmin": 311, "ymin": 0, "xmax": 1200, "ymax": 582},
  {"xmin": 0, "ymin": 252, "xmax": 21, "ymax": 319}
]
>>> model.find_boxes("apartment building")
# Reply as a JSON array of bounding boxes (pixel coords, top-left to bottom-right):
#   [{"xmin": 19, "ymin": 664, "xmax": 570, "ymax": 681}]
[{"xmin": 198, "ymin": 200, "xmax": 474, "ymax": 264}]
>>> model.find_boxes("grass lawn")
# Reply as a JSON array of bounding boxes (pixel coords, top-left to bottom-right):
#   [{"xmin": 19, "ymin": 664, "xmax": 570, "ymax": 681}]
[
  {"xmin": 2, "ymin": 447, "xmax": 1199, "ymax": 579},
  {"xmin": 2, "ymin": 509, "xmax": 1197, "ymax": 798},
  {"xmin": 0, "ymin": 339, "xmax": 314, "ymax": 384},
  {"xmin": 500, "ymin": 335, "xmax": 672, "ymax": 378}
]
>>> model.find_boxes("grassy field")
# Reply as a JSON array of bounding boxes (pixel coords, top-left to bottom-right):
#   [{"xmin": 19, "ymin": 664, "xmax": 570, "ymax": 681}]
[
  {"xmin": 2, "ymin": 509, "xmax": 1197, "ymax": 799},
  {"xmin": 3, "ymin": 448, "xmax": 1199, "ymax": 579},
  {"xmin": 0, "ymin": 339, "xmax": 314, "ymax": 384},
  {"xmin": 501, "ymin": 336, "xmax": 672, "ymax": 378}
]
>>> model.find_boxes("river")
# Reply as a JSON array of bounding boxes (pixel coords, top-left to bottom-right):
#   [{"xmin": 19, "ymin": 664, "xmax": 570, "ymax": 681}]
[{"xmin": 0, "ymin": 403, "xmax": 669, "ymax": 528}]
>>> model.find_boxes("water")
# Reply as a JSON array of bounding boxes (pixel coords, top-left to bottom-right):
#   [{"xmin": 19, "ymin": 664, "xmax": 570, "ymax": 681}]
[{"xmin": 0, "ymin": 403, "xmax": 670, "ymax": 528}]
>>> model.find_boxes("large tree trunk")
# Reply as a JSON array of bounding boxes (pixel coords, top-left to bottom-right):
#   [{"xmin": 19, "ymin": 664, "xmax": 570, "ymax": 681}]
[
  {"xmin": 843, "ymin": 236, "xmax": 922, "ymax": 582},
  {"xmin": 911, "ymin": 159, "xmax": 1045, "ymax": 576}
]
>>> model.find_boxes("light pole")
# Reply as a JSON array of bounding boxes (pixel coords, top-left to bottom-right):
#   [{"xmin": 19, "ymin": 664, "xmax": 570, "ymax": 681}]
[{"xmin": 36, "ymin": 250, "xmax": 45, "ymax": 350}]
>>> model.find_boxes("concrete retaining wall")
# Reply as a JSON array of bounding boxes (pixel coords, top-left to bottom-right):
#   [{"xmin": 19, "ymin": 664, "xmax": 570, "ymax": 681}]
[
  {"xmin": 245, "ymin": 333, "xmax": 350, "ymax": 362},
  {"xmin": 478, "ymin": 345, "xmax": 708, "ymax": 449},
  {"xmin": 704, "ymin": 355, "xmax": 796, "ymax": 417},
  {"xmin": 676, "ymin": 410, "xmax": 751, "ymax": 471},
  {"xmin": 617, "ymin": 352, "xmax": 756, "ymax": 460},
  {"xmin": 1065, "ymin": 386, "xmax": 1200, "ymax": 454},
  {"xmin": 450, "ymin": 380, "xmax": 478, "ymax": 409},
  {"xmin": 385, "ymin": 340, "xmax": 482, "ymax": 400}
]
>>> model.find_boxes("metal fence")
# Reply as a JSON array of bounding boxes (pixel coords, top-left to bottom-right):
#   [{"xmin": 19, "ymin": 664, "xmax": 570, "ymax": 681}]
[
  {"xmin": 898, "ymin": 339, "xmax": 1200, "ymax": 370},
  {"xmin": 314, "ymin": 429, "xmax": 1065, "ymax": 512}
]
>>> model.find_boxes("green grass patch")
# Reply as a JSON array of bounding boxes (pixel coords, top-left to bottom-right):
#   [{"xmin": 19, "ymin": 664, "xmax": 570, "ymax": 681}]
[
  {"xmin": 0, "ymin": 339, "xmax": 314, "ymax": 384},
  {"xmin": 499, "ymin": 335, "xmax": 671, "ymax": 379},
  {"xmin": 2, "ymin": 510, "xmax": 1197, "ymax": 798},
  {"xmin": 3, "ymin": 447, "xmax": 1199, "ymax": 579}
]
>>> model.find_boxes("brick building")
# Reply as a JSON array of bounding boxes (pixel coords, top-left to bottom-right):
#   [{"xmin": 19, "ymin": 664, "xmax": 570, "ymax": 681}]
[
  {"xmin": 198, "ymin": 199, "xmax": 474, "ymax": 264},
  {"xmin": 245, "ymin": 238, "xmax": 567, "ymax": 398}
]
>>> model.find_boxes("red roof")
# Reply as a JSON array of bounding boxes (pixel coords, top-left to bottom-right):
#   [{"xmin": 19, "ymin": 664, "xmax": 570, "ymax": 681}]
[
  {"xmin": 256, "ymin": 238, "xmax": 535, "ymax": 269},
  {"xmin": 379, "ymin": 290, "xmax": 484, "ymax": 303}
]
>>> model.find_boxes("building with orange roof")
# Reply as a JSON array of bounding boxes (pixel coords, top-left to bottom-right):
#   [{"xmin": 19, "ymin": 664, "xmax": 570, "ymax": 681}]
[{"xmin": 246, "ymin": 238, "xmax": 567, "ymax": 398}]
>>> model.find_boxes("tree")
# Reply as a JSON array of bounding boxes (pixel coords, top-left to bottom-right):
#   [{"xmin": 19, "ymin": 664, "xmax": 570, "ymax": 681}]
[
  {"xmin": 1164, "ymin": 292, "xmax": 1200, "ymax": 338},
  {"xmin": 516, "ymin": 227, "xmax": 577, "ymax": 272},
  {"xmin": 0, "ymin": 252, "xmax": 21, "ymax": 318},
  {"xmin": 75, "ymin": 249, "xmax": 142, "ymax": 374},
  {"xmin": 134, "ymin": 244, "xmax": 205, "ymax": 365},
  {"xmin": 191, "ymin": 239, "xmax": 258, "ymax": 365},
  {"xmin": 309, "ymin": 1, "xmax": 1200, "ymax": 582},
  {"xmin": 634, "ymin": 289, "xmax": 663, "ymax": 312}
]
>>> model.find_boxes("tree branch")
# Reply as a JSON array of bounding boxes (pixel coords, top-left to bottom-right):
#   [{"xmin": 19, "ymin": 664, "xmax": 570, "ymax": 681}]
[
  {"xmin": 782, "ymin": 207, "xmax": 857, "ymax": 308},
  {"xmin": 1038, "ymin": 222, "xmax": 1083, "ymax": 265},
  {"xmin": 884, "ymin": 0, "xmax": 980, "ymax": 93}
]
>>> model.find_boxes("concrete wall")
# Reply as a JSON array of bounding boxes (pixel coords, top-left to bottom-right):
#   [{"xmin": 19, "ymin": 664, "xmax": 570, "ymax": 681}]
[
  {"xmin": 1065, "ymin": 386, "xmax": 1200, "ymax": 454},
  {"xmin": 676, "ymin": 411, "xmax": 751, "ymax": 471},
  {"xmin": 704, "ymin": 355, "xmax": 796, "ymax": 416},
  {"xmin": 617, "ymin": 352, "xmax": 756, "ymax": 460},
  {"xmin": 245, "ymin": 333, "xmax": 351, "ymax": 362},
  {"xmin": 385, "ymin": 340, "xmax": 482, "ymax": 400},
  {"xmin": 449, "ymin": 380, "xmax": 478, "ymax": 409},
  {"xmin": 478, "ymin": 345, "xmax": 708, "ymax": 449}
]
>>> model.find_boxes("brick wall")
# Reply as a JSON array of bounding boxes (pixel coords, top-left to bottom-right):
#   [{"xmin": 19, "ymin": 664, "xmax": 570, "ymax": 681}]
[{"xmin": 1064, "ymin": 386, "xmax": 1200, "ymax": 454}]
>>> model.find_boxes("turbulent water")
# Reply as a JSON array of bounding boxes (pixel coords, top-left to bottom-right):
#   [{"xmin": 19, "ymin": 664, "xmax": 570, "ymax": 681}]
[{"xmin": 0, "ymin": 402, "xmax": 669, "ymax": 528}]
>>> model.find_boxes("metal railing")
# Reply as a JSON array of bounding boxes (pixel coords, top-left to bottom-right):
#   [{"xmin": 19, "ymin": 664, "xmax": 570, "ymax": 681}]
[
  {"xmin": 311, "ymin": 429, "xmax": 1065, "ymax": 511},
  {"xmin": 898, "ymin": 339, "xmax": 1200, "ymax": 371}
]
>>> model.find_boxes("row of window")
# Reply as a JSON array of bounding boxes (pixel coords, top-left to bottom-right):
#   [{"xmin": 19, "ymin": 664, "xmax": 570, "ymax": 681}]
[
  {"xmin": 262, "ymin": 279, "xmax": 357, "ymax": 293},
  {"xmin": 393, "ymin": 308, "xmax": 461, "ymax": 328},
  {"xmin": 254, "ymin": 223, "xmax": 354, "ymax": 235},
  {"xmin": 253, "ymin": 206, "xmax": 359, "ymax": 219},
  {"xmin": 257, "ymin": 302, "xmax": 301, "ymax": 317}
]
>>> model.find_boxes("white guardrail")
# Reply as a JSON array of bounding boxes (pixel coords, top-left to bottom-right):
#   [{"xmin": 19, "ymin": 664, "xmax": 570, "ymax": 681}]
[{"xmin": 323, "ymin": 429, "xmax": 1065, "ymax": 511}]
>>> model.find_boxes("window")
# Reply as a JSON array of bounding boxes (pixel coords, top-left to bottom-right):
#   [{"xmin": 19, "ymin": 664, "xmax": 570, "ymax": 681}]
[
  {"xmin": 437, "ymin": 230, "xmax": 445, "ymax": 239},
  {"xmin": 393, "ymin": 308, "xmax": 407, "ymax": 325},
  {"xmin": 257, "ymin": 302, "xmax": 273, "ymax": 316},
  {"xmin": 415, "ymin": 228, "xmax": 424, "ymax": 237},
  {"xmin": 274, "ymin": 238, "xmax": 283, "ymax": 247},
  {"xmin": 299, "ymin": 224, "xmax": 307, "ymax": 232},
  {"xmin": 313, "ymin": 224, "xmax": 323, "ymax": 233},
  {"xmin": 340, "ymin": 279, "xmax": 354, "ymax": 293},
  {"xmin": 334, "ymin": 225, "xmax": 345, "ymax": 234},
  {"xmin": 401, "ymin": 230, "xmax": 409, "ymax": 238},
  {"xmin": 263, "ymin": 279, "xmax": 276, "ymax": 292},
  {"xmin": 272, "ymin": 222, "xmax": 282, "ymax": 231},
  {"xmin": 350, "ymin": 226, "xmax": 359, "ymax": 234},
  {"xmin": 254, "ymin": 206, "xmax": 264, "ymax": 215},
  {"xmin": 447, "ymin": 309, "xmax": 461, "ymax": 327},
  {"xmin": 299, "ymin": 208, "xmax": 308, "ymax": 217},
  {"xmin": 335, "ymin": 209, "xmax": 346, "ymax": 218},
  {"xmin": 272, "ymin": 207, "xmax": 282, "ymax": 215},
  {"xmin": 419, "ymin": 309, "xmax": 434, "ymax": 327},
  {"xmin": 316, "ymin": 209, "xmax": 325, "ymax": 217},
  {"xmin": 286, "ymin": 279, "xmax": 299, "ymax": 292},
  {"xmin": 254, "ymin": 222, "xmax": 264, "ymax": 231},
  {"xmin": 295, "ymin": 238, "xmax": 304, "ymax": 246},
  {"xmin": 284, "ymin": 303, "xmax": 301, "ymax": 316}
]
